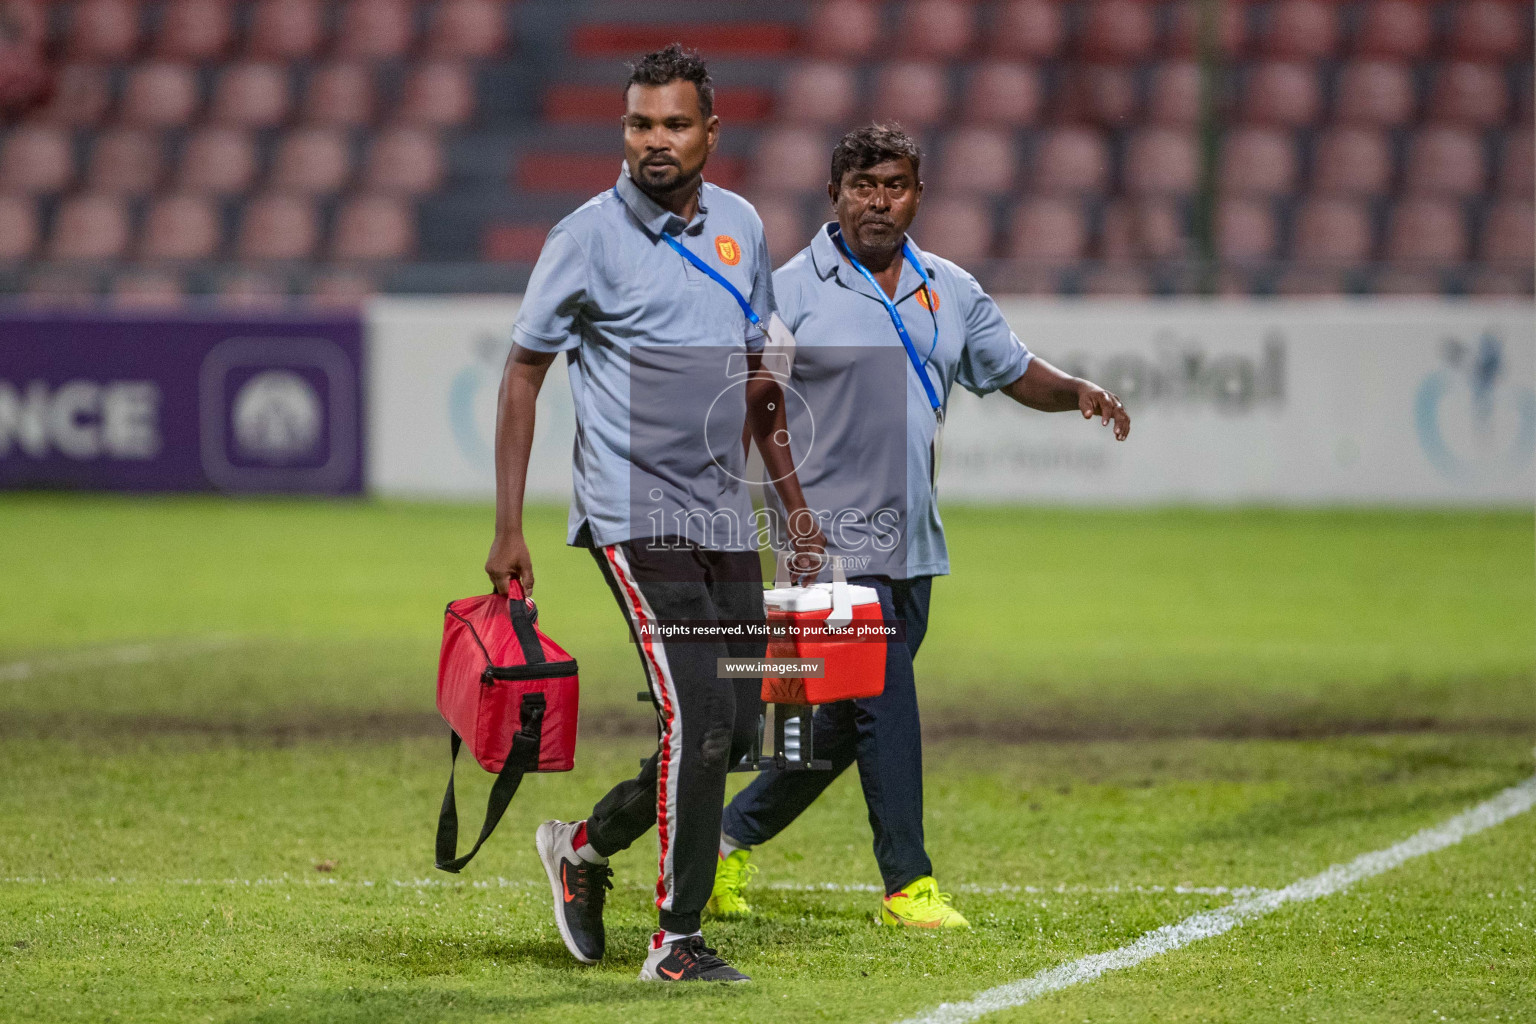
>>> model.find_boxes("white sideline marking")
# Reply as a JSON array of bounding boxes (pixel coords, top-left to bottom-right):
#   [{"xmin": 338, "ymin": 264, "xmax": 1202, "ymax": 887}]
[
  {"xmin": 897, "ymin": 774, "xmax": 1536, "ymax": 1024},
  {"xmin": 0, "ymin": 635, "xmax": 238, "ymax": 682},
  {"xmin": 771, "ymin": 882, "xmax": 1267, "ymax": 897}
]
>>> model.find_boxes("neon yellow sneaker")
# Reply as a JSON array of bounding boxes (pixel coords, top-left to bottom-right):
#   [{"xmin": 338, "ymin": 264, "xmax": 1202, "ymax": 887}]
[
  {"xmin": 879, "ymin": 876, "xmax": 969, "ymax": 929},
  {"xmin": 706, "ymin": 849, "xmax": 758, "ymax": 919}
]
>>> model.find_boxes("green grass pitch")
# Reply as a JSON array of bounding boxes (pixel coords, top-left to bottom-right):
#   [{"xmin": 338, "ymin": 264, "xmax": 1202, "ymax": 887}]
[{"xmin": 0, "ymin": 495, "xmax": 1532, "ymax": 1023}]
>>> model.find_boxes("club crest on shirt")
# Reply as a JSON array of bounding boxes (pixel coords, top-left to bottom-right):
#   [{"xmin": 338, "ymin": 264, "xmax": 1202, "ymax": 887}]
[
  {"xmin": 915, "ymin": 284, "xmax": 940, "ymax": 311},
  {"xmin": 715, "ymin": 235, "xmax": 742, "ymax": 266}
]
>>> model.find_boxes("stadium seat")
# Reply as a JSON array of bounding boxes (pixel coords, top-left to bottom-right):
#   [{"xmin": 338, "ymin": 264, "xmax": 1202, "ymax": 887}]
[
  {"xmin": 111, "ymin": 270, "xmax": 185, "ymax": 308},
  {"xmin": 752, "ymin": 127, "xmax": 832, "ymax": 193},
  {"xmin": 1333, "ymin": 60, "xmax": 1415, "ymax": 127},
  {"xmin": 336, "ymin": 0, "xmax": 415, "ymax": 59},
  {"xmin": 936, "ymin": 127, "xmax": 1017, "ymax": 194},
  {"xmin": 1448, "ymin": 0, "xmax": 1525, "ymax": 62},
  {"xmin": 1291, "ymin": 197, "xmax": 1373, "ymax": 264},
  {"xmin": 1497, "ymin": 129, "xmax": 1534, "ymax": 195},
  {"xmin": 1079, "ymin": 0, "xmax": 1156, "ymax": 63},
  {"xmin": 1367, "ymin": 267, "xmax": 1444, "ymax": 295},
  {"xmin": 157, "ymin": 0, "xmax": 233, "ymax": 60},
  {"xmin": 330, "ymin": 194, "xmax": 416, "ymax": 261},
  {"xmin": 915, "ymin": 196, "xmax": 993, "ymax": 264},
  {"xmin": 1215, "ymin": 197, "xmax": 1278, "ymax": 260},
  {"xmin": 0, "ymin": 126, "xmax": 75, "ymax": 194},
  {"xmin": 1004, "ymin": 197, "xmax": 1087, "ymax": 264},
  {"xmin": 307, "ymin": 270, "xmax": 377, "ymax": 306},
  {"xmin": 482, "ymin": 222, "xmax": 552, "ymax": 262},
  {"xmin": 48, "ymin": 194, "xmax": 130, "ymax": 261},
  {"xmin": 138, "ymin": 193, "xmax": 222, "ymax": 261},
  {"xmin": 1384, "ymin": 197, "xmax": 1469, "ymax": 264},
  {"xmin": 24, "ymin": 269, "xmax": 99, "ymax": 306},
  {"xmin": 67, "ymin": 0, "xmax": 141, "ymax": 61},
  {"xmin": 211, "ymin": 62, "xmax": 291, "ymax": 128},
  {"xmin": 302, "ymin": 63, "xmax": 376, "ymax": 127},
  {"xmin": 990, "ymin": 0, "xmax": 1064, "ymax": 60},
  {"xmin": 1243, "ymin": 62, "xmax": 1322, "ymax": 128},
  {"xmin": 871, "ymin": 62, "xmax": 949, "ymax": 128},
  {"xmin": 25, "ymin": 64, "xmax": 111, "ymax": 126},
  {"xmin": 398, "ymin": 62, "xmax": 476, "ymax": 126},
  {"xmin": 898, "ymin": 0, "xmax": 975, "ymax": 61},
  {"xmin": 427, "ymin": 0, "xmax": 511, "ymax": 59},
  {"xmin": 1272, "ymin": 267, "xmax": 1350, "ymax": 295},
  {"xmin": 1098, "ymin": 198, "xmax": 1185, "ymax": 261},
  {"xmin": 1402, "ymin": 128, "xmax": 1486, "ymax": 196},
  {"xmin": 1166, "ymin": 0, "xmax": 1246, "ymax": 58},
  {"xmin": 361, "ymin": 127, "xmax": 444, "ymax": 195},
  {"xmin": 176, "ymin": 126, "xmax": 258, "ymax": 195},
  {"xmin": 806, "ymin": 0, "xmax": 882, "ymax": 59},
  {"xmin": 0, "ymin": 195, "xmax": 39, "ymax": 262},
  {"xmin": 1066, "ymin": 65, "xmax": 1140, "ymax": 126},
  {"xmin": 121, "ymin": 62, "xmax": 200, "ymax": 127},
  {"xmin": 1078, "ymin": 264, "xmax": 1152, "ymax": 296},
  {"xmin": 1262, "ymin": 0, "xmax": 1339, "ymax": 60},
  {"xmin": 960, "ymin": 63, "xmax": 1042, "ymax": 127},
  {"xmin": 237, "ymin": 193, "xmax": 320, "ymax": 261},
  {"xmin": 85, "ymin": 128, "xmax": 163, "ymax": 196},
  {"xmin": 270, "ymin": 128, "xmax": 352, "ymax": 195},
  {"xmin": 216, "ymin": 270, "xmax": 288, "ymax": 307},
  {"xmin": 1123, "ymin": 128, "xmax": 1199, "ymax": 196},
  {"xmin": 1219, "ymin": 127, "xmax": 1297, "ymax": 196},
  {"xmin": 1426, "ymin": 62, "xmax": 1509, "ymax": 127},
  {"xmin": 1466, "ymin": 268, "xmax": 1534, "ymax": 295},
  {"xmin": 1481, "ymin": 199, "xmax": 1534, "ymax": 263},
  {"xmin": 1352, "ymin": 0, "xmax": 1431, "ymax": 60},
  {"xmin": 248, "ymin": 0, "xmax": 326, "ymax": 60},
  {"xmin": 1147, "ymin": 61, "xmax": 1201, "ymax": 126},
  {"xmin": 1311, "ymin": 127, "xmax": 1394, "ymax": 195},
  {"xmin": 749, "ymin": 196, "xmax": 812, "ymax": 263},
  {"xmin": 778, "ymin": 63, "xmax": 861, "ymax": 128},
  {"xmin": 1031, "ymin": 127, "xmax": 1110, "ymax": 194}
]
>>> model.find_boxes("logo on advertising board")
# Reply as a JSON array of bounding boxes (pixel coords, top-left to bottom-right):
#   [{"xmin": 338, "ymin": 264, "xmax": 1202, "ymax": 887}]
[
  {"xmin": 447, "ymin": 332, "xmax": 511, "ymax": 470},
  {"xmin": 1057, "ymin": 332, "xmax": 1286, "ymax": 413},
  {"xmin": 1415, "ymin": 333, "xmax": 1536, "ymax": 481}
]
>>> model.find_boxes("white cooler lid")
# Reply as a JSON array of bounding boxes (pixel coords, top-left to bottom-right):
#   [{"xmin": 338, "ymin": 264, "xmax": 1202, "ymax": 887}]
[{"xmin": 764, "ymin": 582, "xmax": 880, "ymax": 613}]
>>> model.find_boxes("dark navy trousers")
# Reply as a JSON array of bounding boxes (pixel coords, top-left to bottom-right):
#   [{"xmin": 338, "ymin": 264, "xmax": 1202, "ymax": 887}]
[{"xmin": 720, "ymin": 575, "xmax": 934, "ymax": 895}]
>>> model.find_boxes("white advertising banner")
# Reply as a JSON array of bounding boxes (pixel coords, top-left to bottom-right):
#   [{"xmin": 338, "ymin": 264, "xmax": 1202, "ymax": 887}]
[{"xmin": 368, "ymin": 298, "xmax": 1534, "ymax": 506}]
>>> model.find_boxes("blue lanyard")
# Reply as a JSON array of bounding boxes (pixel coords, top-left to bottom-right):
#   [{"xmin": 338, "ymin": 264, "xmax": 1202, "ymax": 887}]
[
  {"xmin": 832, "ymin": 230, "xmax": 942, "ymax": 412},
  {"xmin": 659, "ymin": 231, "xmax": 762, "ymax": 328}
]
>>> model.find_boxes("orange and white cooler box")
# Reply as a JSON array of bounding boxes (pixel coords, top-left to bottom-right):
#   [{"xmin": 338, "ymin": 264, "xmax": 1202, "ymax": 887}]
[{"xmin": 761, "ymin": 578, "xmax": 887, "ymax": 704}]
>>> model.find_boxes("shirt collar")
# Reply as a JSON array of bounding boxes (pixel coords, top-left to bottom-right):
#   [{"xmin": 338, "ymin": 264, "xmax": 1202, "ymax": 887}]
[
  {"xmin": 614, "ymin": 164, "xmax": 708, "ymax": 239},
  {"xmin": 812, "ymin": 222, "xmax": 937, "ymax": 304}
]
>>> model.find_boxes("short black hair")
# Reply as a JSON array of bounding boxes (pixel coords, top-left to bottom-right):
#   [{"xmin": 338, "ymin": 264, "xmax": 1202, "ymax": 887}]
[
  {"xmin": 625, "ymin": 44, "xmax": 714, "ymax": 120},
  {"xmin": 830, "ymin": 124, "xmax": 922, "ymax": 187}
]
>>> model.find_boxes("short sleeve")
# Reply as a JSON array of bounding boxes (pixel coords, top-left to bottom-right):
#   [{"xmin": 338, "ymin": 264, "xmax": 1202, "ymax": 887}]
[
  {"xmin": 512, "ymin": 225, "xmax": 588, "ymax": 352},
  {"xmin": 744, "ymin": 214, "xmax": 776, "ymax": 352},
  {"xmin": 954, "ymin": 270, "xmax": 1032, "ymax": 396}
]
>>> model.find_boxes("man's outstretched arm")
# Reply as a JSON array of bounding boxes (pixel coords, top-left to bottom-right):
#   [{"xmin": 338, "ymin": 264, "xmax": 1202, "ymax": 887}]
[
  {"xmin": 485, "ymin": 345, "xmax": 558, "ymax": 595},
  {"xmin": 1001, "ymin": 356, "xmax": 1131, "ymax": 441}
]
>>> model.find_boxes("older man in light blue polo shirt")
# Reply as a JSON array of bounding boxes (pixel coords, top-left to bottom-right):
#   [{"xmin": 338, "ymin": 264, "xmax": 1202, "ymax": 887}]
[{"xmin": 711, "ymin": 124, "xmax": 1131, "ymax": 929}]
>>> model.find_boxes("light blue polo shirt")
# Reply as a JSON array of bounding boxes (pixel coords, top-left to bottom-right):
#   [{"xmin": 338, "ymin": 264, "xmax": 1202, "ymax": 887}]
[
  {"xmin": 513, "ymin": 166, "xmax": 775, "ymax": 550},
  {"xmin": 772, "ymin": 222, "xmax": 1033, "ymax": 578}
]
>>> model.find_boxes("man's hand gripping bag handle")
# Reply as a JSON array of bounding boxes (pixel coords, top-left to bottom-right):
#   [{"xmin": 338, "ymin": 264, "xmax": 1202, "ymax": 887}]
[{"xmin": 774, "ymin": 551, "xmax": 854, "ymax": 630}]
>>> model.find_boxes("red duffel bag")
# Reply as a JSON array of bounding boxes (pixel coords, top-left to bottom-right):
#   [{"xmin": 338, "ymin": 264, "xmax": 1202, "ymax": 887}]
[{"xmin": 434, "ymin": 582, "xmax": 579, "ymax": 872}]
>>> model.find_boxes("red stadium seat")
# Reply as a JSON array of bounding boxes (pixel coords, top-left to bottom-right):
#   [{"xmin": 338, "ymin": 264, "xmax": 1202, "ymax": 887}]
[
  {"xmin": 237, "ymin": 193, "xmax": 319, "ymax": 261},
  {"xmin": 899, "ymin": 0, "xmax": 975, "ymax": 61},
  {"xmin": 216, "ymin": 271, "xmax": 288, "ymax": 307},
  {"xmin": 398, "ymin": 61, "xmax": 476, "ymax": 126},
  {"xmin": 1402, "ymin": 128, "xmax": 1486, "ymax": 196},
  {"xmin": 112, "ymin": 271, "xmax": 185, "ymax": 308},
  {"xmin": 1031, "ymin": 127, "xmax": 1110, "ymax": 194},
  {"xmin": 1384, "ymin": 197, "xmax": 1468, "ymax": 264},
  {"xmin": 1079, "ymin": 265, "xmax": 1152, "ymax": 296},
  {"xmin": 807, "ymin": 0, "xmax": 882, "ymax": 60},
  {"xmin": 1333, "ymin": 60, "xmax": 1415, "ymax": 127},
  {"xmin": 1481, "ymin": 199, "xmax": 1535, "ymax": 263},
  {"xmin": 68, "ymin": 0, "xmax": 141, "ymax": 61},
  {"xmin": 1215, "ymin": 197, "xmax": 1278, "ymax": 260},
  {"xmin": 1079, "ymin": 0, "xmax": 1156, "ymax": 63},
  {"xmin": 916, "ymin": 196, "xmax": 994, "ymax": 264},
  {"xmin": 1291, "ymin": 197, "xmax": 1373, "ymax": 264},
  {"xmin": 48, "ymin": 193, "xmax": 130, "ymax": 261},
  {"xmin": 1262, "ymin": 0, "xmax": 1339, "ymax": 60},
  {"xmin": 1466, "ymin": 268, "xmax": 1533, "ymax": 296},
  {"xmin": 1099, "ymin": 198, "xmax": 1185, "ymax": 261},
  {"xmin": 427, "ymin": 0, "xmax": 511, "ymax": 59},
  {"xmin": 748, "ymin": 196, "xmax": 811, "ymax": 263},
  {"xmin": 307, "ymin": 271, "xmax": 377, "ymax": 307},
  {"xmin": 177, "ymin": 126, "xmax": 257, "ymax": 195},
  {"xmin": 330, "ymin": 194, "xmax": 416, "ymax": 261},
  {"xmin": 482, "ymin": 222, "xmax": 552, "ymax": 262},
  {"xmin": 1426, "ymin": 62, "xmax": 1509, "ymax": 127},
  {"xmin": 121, "ymin": 62, "xmax": 200, "ymax": 127},
  {"xmin": 1353, "ymin": 0, "xmax": 1431, "ymax": 60},
  {"xmin": 1219, "ymin": 127, "xmax": 1297, "ymax": 197},
  {"xmin": 1123, "ymin": 128, "xmax": 1199, "ymax": 197},
  {"xmin": 248, "ymin": 0, "xmax": 326, "ymax": 60},
  {"xmin": 270, "ymin": 128, "xmax": 352, "ymax": 195},
  {"xmin": 960, "ymin": 63, "xmax": 1042, "ymax": 127},
  {"xmin": 1004, "ymin": 197, "xmax": 1087, "ymax": 264},
  {"xmin": 1449, "ymin": 0, "xmax": 1525, "ymax": 62},
  {"xmin": 871, "ymin": 61, "xmax": 949, "ymax": 128},
  {"xmin": 138, "ymin": 193, "xmax": 222, "ymax": 261},
  {"xmin": 991, "ymin": 0, "xmax": 1064, "ymax": 60},
  {"xmin": 1311, "ymin": 127, "xmax": 1394, "ymax": 195},
  {"xmin": 85, "ymin": 128, "xmax": 163, "ymax": 196},
  {"xmin": 1497, "ymin": 129, "xmax": 1534, "ymax": 196},
  {"xmin": 1368, "ymin": 268, "xmax": 1445, "ymax": 295},
  {"xmin": 211, "ymin": 62, "xmax": 291, "ymax": 128},
  {"xmin": 302, "ymin": 63, "xmax": 376, "ymax": 127},
  {"xmin": 0, "ymin": 195, "xmax": 39, "ymax": 262},
  {"xmin": 778, "ymin": 63, "xmax": 861, "ymax": 128},
  {"xmin": 1065, "ymin": 65, "xmax": 1140, "ymax": 127},
  {"xmin": 157, "ymin": 0, "xmax": 233, "ymax": 60},
  {"xmin": 1243, "ymin": 62, "xmax": 1322, "ymax": 128},
  {"xmin": 1167, "ymin": 0, "xmax": 1246, "ymax": 58},
  {"xmin": 1147, "ymin": 61, "xmax": 1201, "ymax": 126},
  {"xmin": 752, "ymin": 127, "xmax": 832, "ymax": 193},
  {"xmin": 936, "ymin": 127, "xmax": 1017, "ymax": 194},
  {"xmin": 0, "ymin": 126, "xmax": 75, "ymax": 194},
  {"xmin": 1273, "ymin": 268, "xmax": 1351, "ymax": 296},
  {"xmin": 336, "ymin": 0, "xmax": 415, "ymax": 59},
  {"xmin": 361, "ymin": 127, "xmax": 444, "ymax": 195},
  {"xmin": 26, "ymin": 64, "xmax": 111, "ymax": 126}
]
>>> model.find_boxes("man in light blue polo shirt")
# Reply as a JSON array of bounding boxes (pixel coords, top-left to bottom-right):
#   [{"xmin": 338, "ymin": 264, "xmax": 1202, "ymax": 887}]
[{"xmin": 710, "ymin": 124, "xmax": 1131, "ymax": 928}]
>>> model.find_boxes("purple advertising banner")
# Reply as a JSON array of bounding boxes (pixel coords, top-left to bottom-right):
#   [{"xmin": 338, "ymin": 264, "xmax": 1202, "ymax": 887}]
[{"xmin": 0, "ymin": 312, "xmax": 364, "ymax": 494}]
